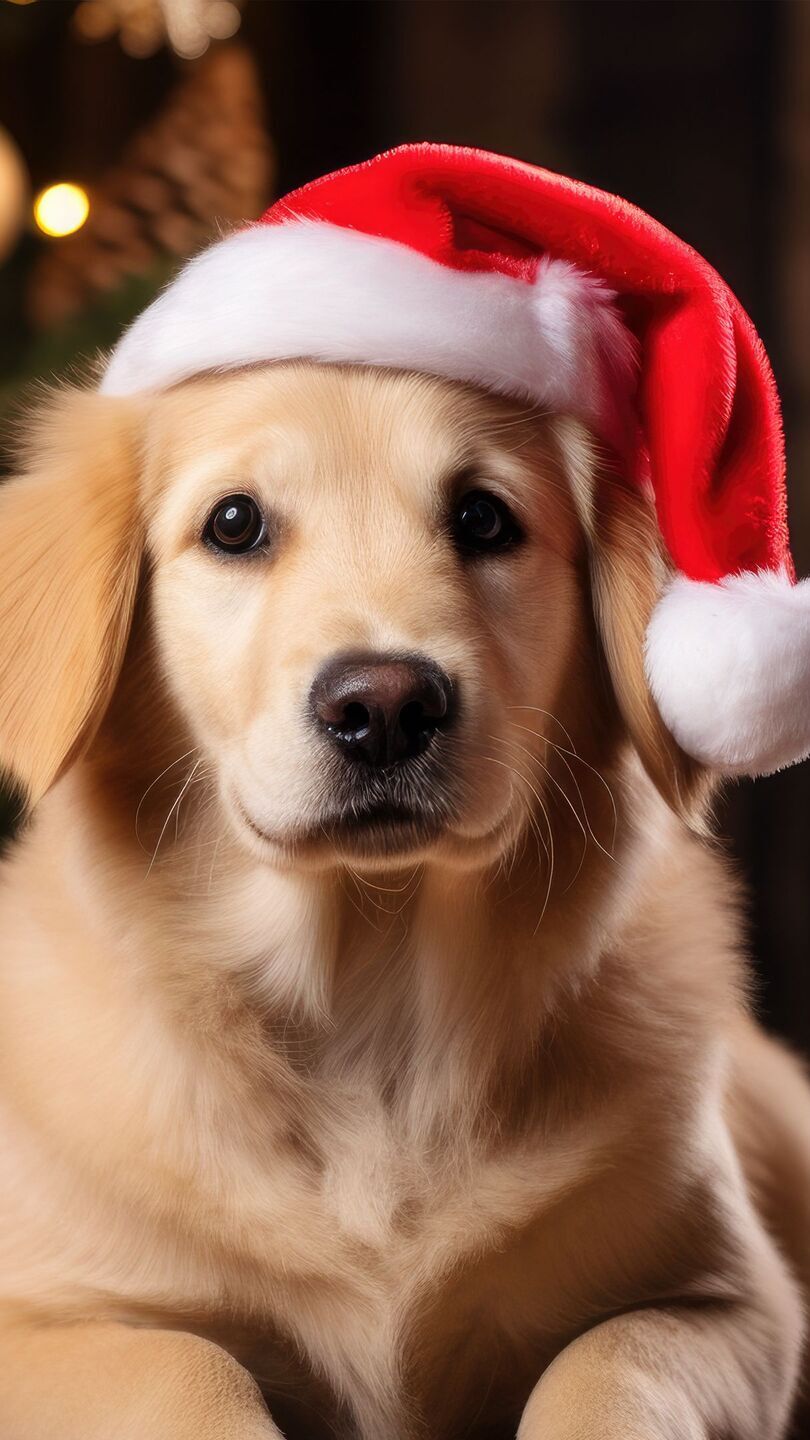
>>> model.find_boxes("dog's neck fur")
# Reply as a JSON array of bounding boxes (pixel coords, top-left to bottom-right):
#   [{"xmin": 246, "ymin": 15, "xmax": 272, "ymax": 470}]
[{"xmin": 41, "ymin": 679, "xmax": 652, "ymax": 1164}]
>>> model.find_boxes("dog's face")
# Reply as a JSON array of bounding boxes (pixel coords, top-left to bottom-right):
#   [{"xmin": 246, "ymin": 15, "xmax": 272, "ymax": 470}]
[
  {"xmin": 143, "ymin": 366, "xmax": 588, "ymax": 870},
  {"xmin": 0, "ymin": 362, "xmax": 696, "ymax": 873}
]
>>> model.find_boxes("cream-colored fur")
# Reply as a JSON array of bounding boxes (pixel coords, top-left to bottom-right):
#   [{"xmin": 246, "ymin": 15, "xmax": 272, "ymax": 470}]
[{"xmin": 0, "ymin": 364, "xmax": 807, "ymax": 1440}]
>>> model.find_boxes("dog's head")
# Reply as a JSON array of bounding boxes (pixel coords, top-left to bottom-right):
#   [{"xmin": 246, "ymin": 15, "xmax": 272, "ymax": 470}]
[{"xmin": 0, "ymin": 364, "xmax": 703, "ymax": 873}]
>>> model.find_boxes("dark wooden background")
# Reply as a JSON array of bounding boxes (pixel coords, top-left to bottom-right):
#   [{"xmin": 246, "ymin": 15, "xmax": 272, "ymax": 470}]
[{"xmin": 1, "ymin": 0, "xmax": 808, "ymax": 1059}]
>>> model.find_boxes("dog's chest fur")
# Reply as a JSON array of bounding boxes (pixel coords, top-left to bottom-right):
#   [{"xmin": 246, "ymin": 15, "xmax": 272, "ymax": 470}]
[
  {"xmin": 141, "ymin": 936, "xmax": 702, "ymax": 1440},
  {"xmin": 0, "ymin": 814, "xmax": 726, "ymax": 1440},
  {"xmin": 181, "ymin": 1069, "xmax": 632, "ymax": 1440}
]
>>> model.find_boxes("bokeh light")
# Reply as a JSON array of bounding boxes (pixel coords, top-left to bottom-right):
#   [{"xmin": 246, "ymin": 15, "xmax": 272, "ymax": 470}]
[
  {"xmin": 33, "ymin": 183, "xmax": 90, "ymax": 238},
  {"xmin": 0, "ymin": 126, "xmax": 29, "ymax": 263}
]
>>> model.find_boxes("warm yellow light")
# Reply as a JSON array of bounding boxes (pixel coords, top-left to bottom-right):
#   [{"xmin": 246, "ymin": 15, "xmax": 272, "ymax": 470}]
[{"xmin": 33, "ymin": 182, "xmax": 89, "ymax": 238}]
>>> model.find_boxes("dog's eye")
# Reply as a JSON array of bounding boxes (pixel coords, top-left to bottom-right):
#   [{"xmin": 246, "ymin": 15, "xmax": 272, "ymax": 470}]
[
  {"xmin": 453, "ymin": 490, "xmax": 523, "ymax": 554},
  {"xmin": 203, "ymin": 495, "xmax": 266, "ymax": 555}
]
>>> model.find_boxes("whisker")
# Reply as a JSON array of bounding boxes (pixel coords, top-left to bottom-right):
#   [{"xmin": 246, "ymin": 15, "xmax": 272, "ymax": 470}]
[
  {"xmin": 344, "ymin": 865, "xmax": 422, "ymax": 898},
  {"xmin": 495, "ymin": 732, "xmax": 587, "ymax": 847},
  {"xmin": 506, "ymin": 712, "xmax": 618, "ymax": 855},
  {"xmin": 345, "ymin": 863, "xmax": 424, "ymax": 918},
  {"xmin": 505, "ymin": 722, "xmax": 604, "ymax": 863},
  {"xmin": 145, "ymin": 758, "xmax": 203, "ymax": 878},
  {"xmin": 481, "ymin": 752, "xmax": 554, "ymax": 930},
  {"xmin": 327, "ymin": 831, "xmax": 382, "ymax": 931},
  {"xmin": 550, "ymin": 741, "xmax": 618, "ymax": 854},
  {"xmin": 481, "ymin": 753, "xmax": 548, "ymax": 866},
  {"xmin": 494, "ymin": 733, "xmax": 589, "ymax": 894},
  {"xmin": 507, "ymin": 705, "xmax": 577, "ymax": 752},
  {"xmin": 134, "ymin": 746, "xmax": 200, "ymax": 852}
]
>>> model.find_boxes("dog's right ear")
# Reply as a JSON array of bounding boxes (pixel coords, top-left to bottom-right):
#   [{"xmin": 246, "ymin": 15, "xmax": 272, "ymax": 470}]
[{"xmin": 0, "ymin": 389, "xmax": 143, "ymax": 808}]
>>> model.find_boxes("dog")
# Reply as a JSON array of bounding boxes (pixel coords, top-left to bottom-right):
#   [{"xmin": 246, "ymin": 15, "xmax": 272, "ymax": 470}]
[{"xmin": 0, "ymin": 361, "xmax": 808, "ymax": 1440}]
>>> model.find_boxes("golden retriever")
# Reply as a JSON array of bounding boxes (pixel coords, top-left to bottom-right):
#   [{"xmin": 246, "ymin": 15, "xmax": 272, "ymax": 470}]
[{"xmin": 0, "ymin": 362, "xmax": 807, "ymax": 1440}]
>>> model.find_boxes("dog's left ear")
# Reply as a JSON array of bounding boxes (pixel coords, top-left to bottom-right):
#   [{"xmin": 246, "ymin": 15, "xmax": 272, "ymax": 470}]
[
  {"xmin": 0, "ymin": 389, "xmax": 142, "ymax": 808},
  {"xmin": 554, "ymin": 417, "xmax": 711, "ymax": 823}
]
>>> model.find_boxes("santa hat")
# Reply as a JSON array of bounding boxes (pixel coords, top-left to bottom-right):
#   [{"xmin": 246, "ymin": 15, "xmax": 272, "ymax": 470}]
[{"xmin": 101, "ymin": 143, "xmax": 810, "ymax": 778}]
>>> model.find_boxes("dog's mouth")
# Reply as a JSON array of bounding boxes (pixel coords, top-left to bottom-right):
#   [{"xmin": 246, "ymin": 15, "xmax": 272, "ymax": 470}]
[
  {"xmin": 316, "ymin": 800, "xmax": 446, "ymax": 856},
  {"xmin": 237, "ymin": 797, "xmax": 447, "ymax": 860},
  {"xmin": 232, "ymin": 762, "xmax": 458, "ymax": 862}
]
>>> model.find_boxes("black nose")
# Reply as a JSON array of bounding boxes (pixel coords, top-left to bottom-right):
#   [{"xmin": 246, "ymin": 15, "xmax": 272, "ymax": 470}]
[{"xmin": 310, "ymin": 651, "xmax": 455, "ymax": 767}]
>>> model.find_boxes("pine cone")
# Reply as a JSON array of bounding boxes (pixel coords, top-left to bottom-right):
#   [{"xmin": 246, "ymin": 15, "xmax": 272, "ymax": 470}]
[{"xmin": 28, "ymin": 44, "xmax": 274, "ymax": 330}]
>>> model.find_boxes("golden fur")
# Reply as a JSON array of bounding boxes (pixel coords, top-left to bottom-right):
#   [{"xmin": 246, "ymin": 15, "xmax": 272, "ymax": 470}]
[{"xmin": 0, "ymin": 364, "xmax": 807, "ymax": 1439}]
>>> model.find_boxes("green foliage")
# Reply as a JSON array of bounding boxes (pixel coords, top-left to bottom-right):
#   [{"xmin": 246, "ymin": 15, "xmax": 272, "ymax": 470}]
[{"xmin": 0, "ymin": 260, "xmax": 175, "ymax": 442}]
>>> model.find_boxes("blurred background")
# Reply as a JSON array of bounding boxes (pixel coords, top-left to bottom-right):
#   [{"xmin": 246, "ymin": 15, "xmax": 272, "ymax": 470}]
[{"xmin": 0, "ymin": 0, "xmax": 808, "ymax": 1059}]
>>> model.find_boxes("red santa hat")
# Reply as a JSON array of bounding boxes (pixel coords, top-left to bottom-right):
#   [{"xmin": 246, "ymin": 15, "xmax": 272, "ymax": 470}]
[{"xmin": 101, "ymin": 143, "xmax": 810, "ymax": 778}]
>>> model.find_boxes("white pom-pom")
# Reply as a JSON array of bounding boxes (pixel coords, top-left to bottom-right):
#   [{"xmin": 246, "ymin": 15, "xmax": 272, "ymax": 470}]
[{"xmin": 645, "ymin": 570, "xmax": 810, "ymax": 776}]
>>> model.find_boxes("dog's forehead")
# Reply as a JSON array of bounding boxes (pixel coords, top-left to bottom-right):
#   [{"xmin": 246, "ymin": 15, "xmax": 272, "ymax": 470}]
[{"xmin": 144, "ymin": 362, "xmax": 548, "ymax": 508}]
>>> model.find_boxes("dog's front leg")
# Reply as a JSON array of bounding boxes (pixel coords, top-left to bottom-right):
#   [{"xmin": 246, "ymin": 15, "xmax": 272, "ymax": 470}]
[
  {"xmin": 0, "ymin": 1321, "xmax": 283, "ymax": 1439},
  {"xmin": 518, "ymin": 1258, "xmax": 803, "ymax": 1440}
]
